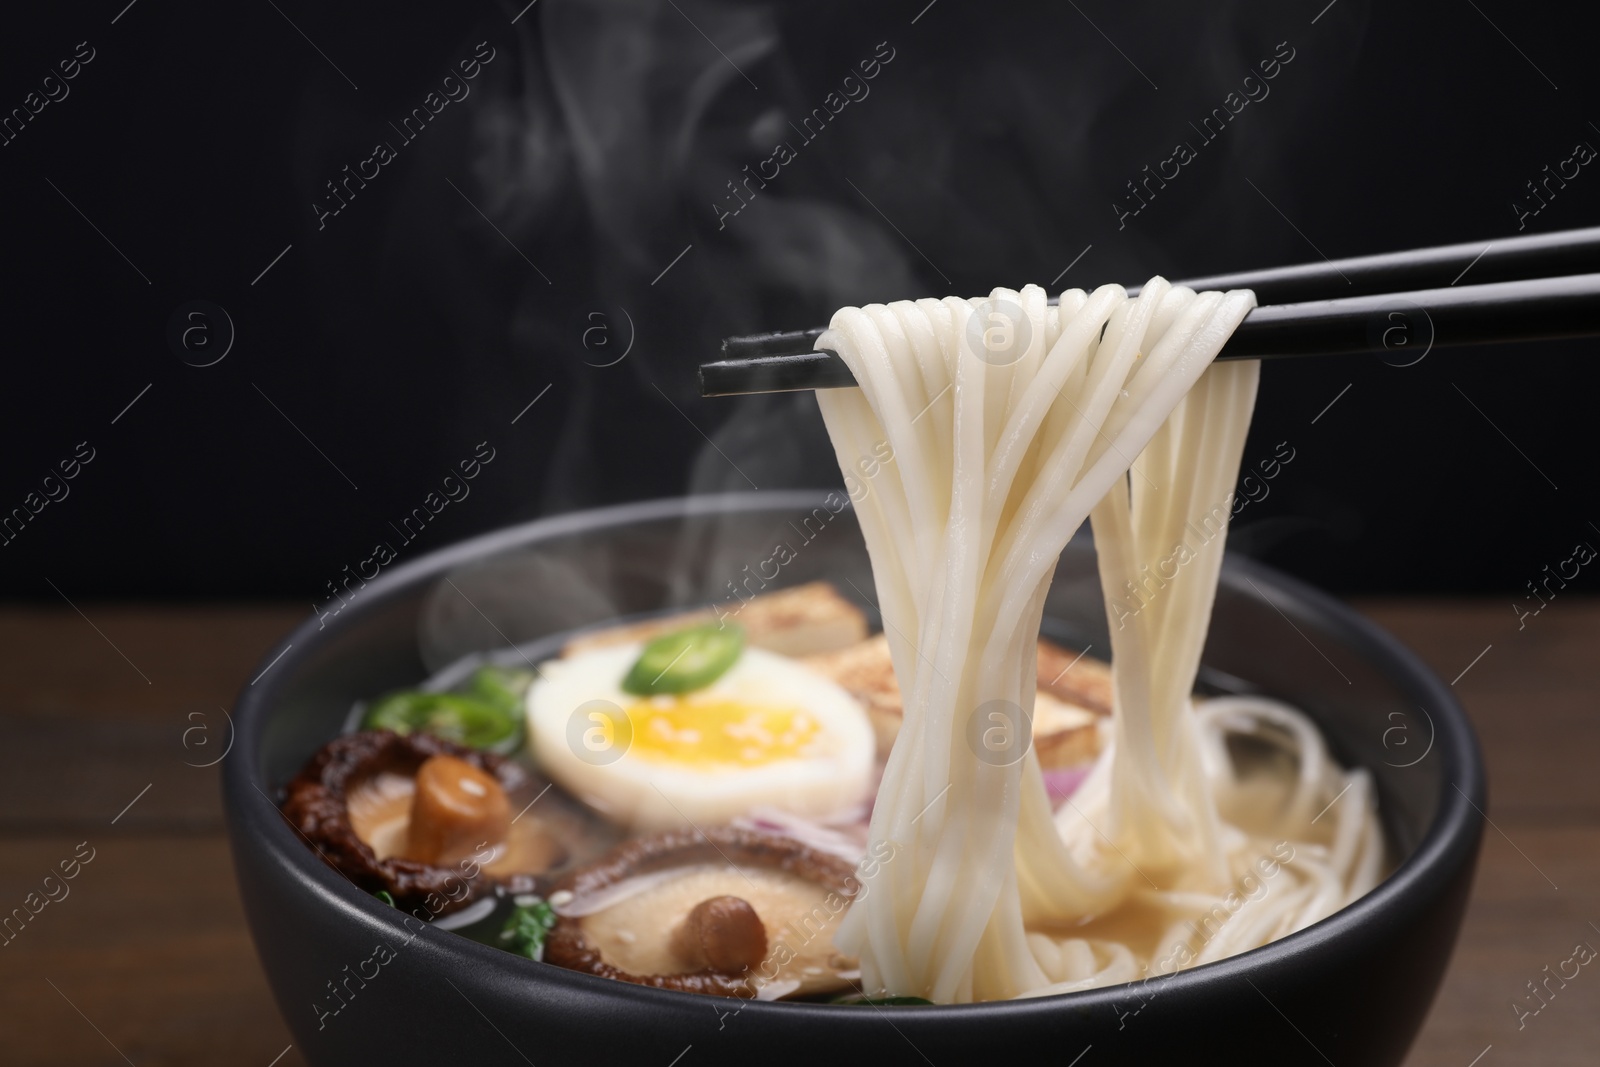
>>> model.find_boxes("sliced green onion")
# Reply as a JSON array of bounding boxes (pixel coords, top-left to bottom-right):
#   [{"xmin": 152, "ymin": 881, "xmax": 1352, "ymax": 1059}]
[
  {"xmin": 497, "ymin": 899, "xmax": 558, "ymax": 961},
  {"xmin": 829, "ymin": 994, "xmax": 935, "ymax": 1006},
  {"xmin": 621, "ymin": 622, "xmax": 744, "ymax": 696},
  {"xmin": 373, "ymin": 890, "xmax": 396, "ymax": 907}
]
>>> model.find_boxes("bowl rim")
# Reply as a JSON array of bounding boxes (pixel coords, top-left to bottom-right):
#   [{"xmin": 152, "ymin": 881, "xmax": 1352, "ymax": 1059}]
[{"xmin": 224, "ymin": 489, "xmax": 1486, "ymax": 1023}]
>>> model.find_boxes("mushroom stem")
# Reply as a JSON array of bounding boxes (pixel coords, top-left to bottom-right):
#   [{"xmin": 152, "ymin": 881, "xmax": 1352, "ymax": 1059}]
[
  {"xmin": 670, "ymin": 895, "xmax": 768, "ymax": 974},
  {"xmin": 405, "ymin": 754, "xmax": 511, "ymax": 866}
]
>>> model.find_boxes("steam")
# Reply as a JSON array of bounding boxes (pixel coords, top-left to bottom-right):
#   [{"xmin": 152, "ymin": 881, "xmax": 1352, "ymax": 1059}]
[{"xmin": 386, "ymin": 0, "xmax": 1364, "ymax": 665}]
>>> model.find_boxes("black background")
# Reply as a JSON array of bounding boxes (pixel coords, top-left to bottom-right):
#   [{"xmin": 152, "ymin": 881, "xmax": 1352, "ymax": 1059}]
[{"xmin": 2, "ymin": 0, "xmax": 1596, "ymax": 603}]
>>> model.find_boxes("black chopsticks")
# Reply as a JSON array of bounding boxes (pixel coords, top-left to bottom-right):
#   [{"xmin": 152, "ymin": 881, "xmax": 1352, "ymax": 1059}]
[{"xmin": 700, "ymin": 226, "xmax": 1600, "ymax": 397}]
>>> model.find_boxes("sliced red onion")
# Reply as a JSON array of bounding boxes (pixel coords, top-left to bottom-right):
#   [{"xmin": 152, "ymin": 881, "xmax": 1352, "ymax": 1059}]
[
  {"xmin": 1043, "ymin": 766, "xmax": 1090, "ymax": 808},
  {"xmin": 732, "ymin": 808, "xmax": 867, "ymax": 863},
  {"xmin": 549, "ymin": 866, "xmax": 689, "ymax": 918}
]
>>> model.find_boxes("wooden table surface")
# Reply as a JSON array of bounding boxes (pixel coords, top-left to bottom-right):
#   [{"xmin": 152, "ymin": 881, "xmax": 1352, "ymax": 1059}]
[{"xmin": 0, "ymin": 599, "xmax": 1594, "ymax": 1066}]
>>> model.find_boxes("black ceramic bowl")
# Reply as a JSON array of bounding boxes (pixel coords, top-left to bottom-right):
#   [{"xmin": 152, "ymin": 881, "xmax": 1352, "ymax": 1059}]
[{"xmin": 225, "ymin": 491, "xmax": 1484, "ymax": 1067}]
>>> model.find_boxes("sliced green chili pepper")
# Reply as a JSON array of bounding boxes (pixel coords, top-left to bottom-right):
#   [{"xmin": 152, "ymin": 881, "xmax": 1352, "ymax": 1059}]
[
  {"xmin": 467, "ymin": 665, "xmax": 534, "ymax": 713},
  {"xmin": 373, "ymin": 890, "xmax": 396, "ymax": 907},
  {"xmin": 362, "ymin": 688, "xmax": 521, "ymax": 753},
  {"xmin": 620, "ymin": 622, "xmax": 744, "ymax": 696},
  {"xmin": 497, "ymin": 899, "xmax": 558, "ymax": 961},
  {"xmin": 829, "ymin": 994, "xmax": 935, "ymax": 1007}
]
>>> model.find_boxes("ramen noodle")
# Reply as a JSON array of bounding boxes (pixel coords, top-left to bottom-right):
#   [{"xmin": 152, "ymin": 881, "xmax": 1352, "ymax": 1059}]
[{"xmin": 814, "ymin": 280, "xmax": 1384, "ymax": 1002}]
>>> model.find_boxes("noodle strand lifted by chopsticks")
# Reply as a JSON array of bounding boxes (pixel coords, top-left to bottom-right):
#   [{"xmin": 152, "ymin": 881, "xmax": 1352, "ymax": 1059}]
[{"xmin": 814, "ymin": 282, "xmax": 1383, "ymax": 1003}]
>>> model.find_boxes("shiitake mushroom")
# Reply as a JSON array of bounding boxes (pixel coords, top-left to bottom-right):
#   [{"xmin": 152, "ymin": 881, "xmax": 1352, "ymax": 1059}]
[
  {"xmin": 544, "ymin": 826, "xmax": 862, "ymax": 999},
  {"xmin": 281, "ymin": 730, "xmax": 594, "ymax": 914}
]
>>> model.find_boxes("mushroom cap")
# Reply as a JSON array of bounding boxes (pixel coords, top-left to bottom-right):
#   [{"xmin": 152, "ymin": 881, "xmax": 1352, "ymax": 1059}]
[
  {"xmin": 344, "ymin": 753, "xmax": 567, "ymax": 879},
  {"xmin": 282, "ymin": 730, "xmax": 578, "ymax": 914},
  {"xmin": 545, "ymin": 826, "xmax": 862, "ymax": 999}
]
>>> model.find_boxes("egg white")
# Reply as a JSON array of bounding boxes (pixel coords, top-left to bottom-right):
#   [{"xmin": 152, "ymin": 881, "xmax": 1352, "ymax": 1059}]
[{"xmin": 527, "ymin": 643, "xmax": 874, "ymax": 832}]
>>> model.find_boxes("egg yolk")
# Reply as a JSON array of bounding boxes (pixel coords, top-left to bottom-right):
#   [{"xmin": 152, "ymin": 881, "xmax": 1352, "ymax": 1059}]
[{"xmin": 625, "ymin": 697, "xmax": 820, "ymax": 767}]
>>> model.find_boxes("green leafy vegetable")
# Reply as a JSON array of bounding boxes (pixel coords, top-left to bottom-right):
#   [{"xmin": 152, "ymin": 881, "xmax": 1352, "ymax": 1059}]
[
  {"xmin": 498, "ymin": 899, "xmax": 558, "ymax": 961},
  {"xmin": 621, "ymin": 622, "xmax": 744, "ymax": 696}
]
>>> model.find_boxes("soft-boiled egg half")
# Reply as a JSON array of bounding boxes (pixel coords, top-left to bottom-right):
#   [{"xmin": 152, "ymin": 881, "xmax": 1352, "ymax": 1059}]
[{"xmin": 527, "ymin": 643, "xmax": 874, "ymax": 832}]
